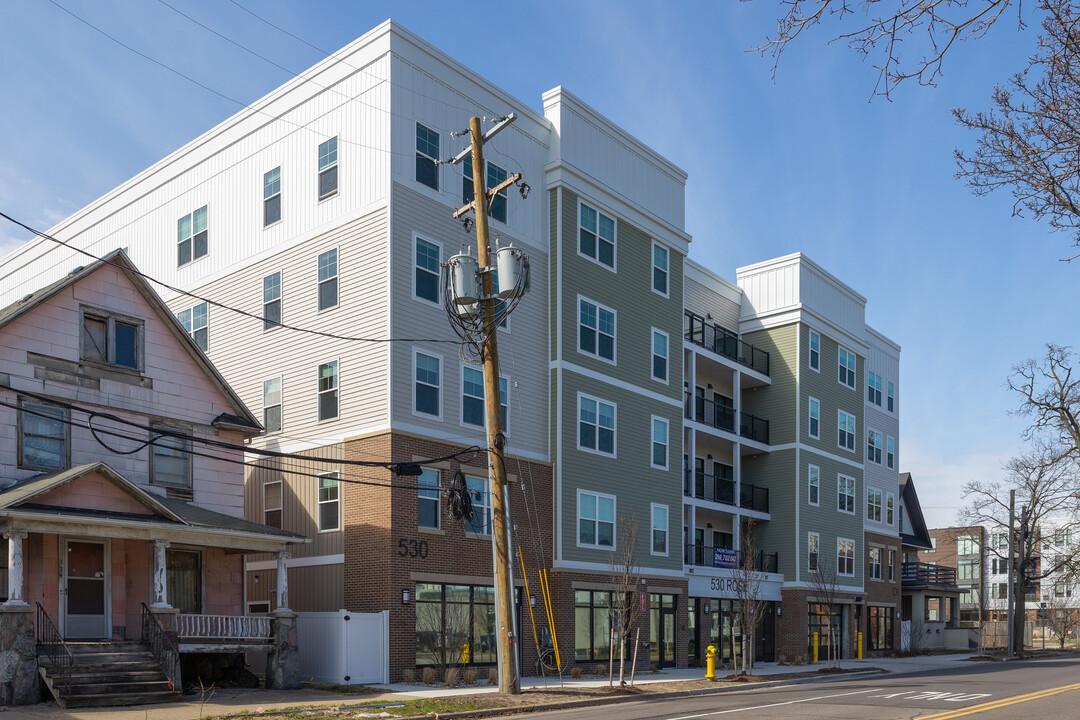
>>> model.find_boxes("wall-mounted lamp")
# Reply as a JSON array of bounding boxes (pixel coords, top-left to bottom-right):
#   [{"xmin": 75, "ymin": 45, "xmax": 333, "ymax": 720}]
[
  {"xmin": 402, "ymin": 589, "xmax": 411, "ymax": 605},
  {"xmin": 269, "ymin": 589, "xmax": 277, "ymax": 596},
  {"xmin": 776, "ymin": 607, "xmax": 782, "ymax": 616},
  {"xmin": 707, "ymin": 523, "xmax": 713, "ymax": 529},
  {"xmin": 530, "ymin": 595, "xmax": 536, "ymax": 607},
  {"xmin": 254, "ymin": 574, "xmax": 260, "ymax": 585}
]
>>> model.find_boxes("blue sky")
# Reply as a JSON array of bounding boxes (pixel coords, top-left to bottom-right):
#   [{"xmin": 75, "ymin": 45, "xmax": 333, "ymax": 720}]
[{"xmin": 0, "ymin": 1, "xmax": 1072, "ymax": 527}]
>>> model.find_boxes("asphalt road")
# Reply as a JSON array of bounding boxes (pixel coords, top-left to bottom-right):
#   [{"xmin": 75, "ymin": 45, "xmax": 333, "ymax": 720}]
[{"xmin": 511, "ymin": 656, "xmax": 1080, "ymax": 720}]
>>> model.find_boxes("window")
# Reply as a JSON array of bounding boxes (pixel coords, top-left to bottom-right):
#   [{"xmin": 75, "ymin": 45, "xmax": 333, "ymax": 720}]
[
  {"xmin": 414, "ymin": 352, "xmax": 441, "ymax": 418},
  {"xmin": 925, "ymin": 596, "xmax": 941, "ymax": 622},
  {"xmin": 317, "ymin": 248, "xmax": 338, "ymax": 311},
  {"xmin": 318, "ymin": 361, "xmax": 339, "ymax": 421},
  {"xmin": 868, "ymin": 606, "xmax": 894, "ymax": 650},
  {"xmin": 867, "ymin": 487, "xmax": 882, "ymax": 522},
  {"xmin": 869, "ymin": 547, "xmax": 882, "ymax": 580},
  {"xmin": 263, "ymin": 167, "xmax": 281, "ymax": 226},
  {"xmin": 808, "ymin": 464, "xmax": 820, "ymax": 506},
  {"xmin": 868, "ymin": 371, "xmax": 883, "ymax": 405},
  {"xmin": 958, "ymin": 535, "xmax": 979, "ymax": 556},
  {"xmin": 838, "ymin": 410, "xmax": 855, "ymax": 451},
  {"xmin": 838, "ymin": 538, "xmax": 855, "ymax": 576},
  {"xmin": 415, "ymin": 583, "xmax": 503, "ymax": 666},
  {"xmin": 651, "ymin": 417, "xmax": 668, "ymax": 469},
  {"xmin": 414, "ymin": 237, "xmax": 441, "ymax": 304},
  {"xmin": 415, "ymin": 122, "xmax": 439, "ymax": 190},
  {"xmin": 465, "ymin": 475, "xmax": 492, "ymax": 535},
  {"xmin": 888, "ymin": 550, "xmax": 896, "ymax": 581},
  {"xmin": 177, "ymin": 205, "xmax": 208, "ymax": 266},
  {"xmin": 808, "ymin": 397, "xmax": 820, "ymax": 439},
  {"xmin": 652, "ymin": 243, "xmax": 668, "ymax": 296},
  {"xmin": 263, "ymin": 377, "xmax": 282, "ymax": 433},
  {"xmin": 318, "ymin": 472, "xmax": 340, "ymax": 531},
  {"xmin": 578, "ymin": 490, "xmax": 615, "ymax": 548},
  {"xmin": 886, "ymin": 436, "xmax": 895, "ymax": 468},
  {"xmin": 809, "ymin": 330, "xmax": 820, "ymax": 371},
  {"xmin": 462, "ymin": 157, "xmax": 508, "ymax": 223},
  {"xmin": 886, "ymin": 493, "xmax": 895, "ymax": 524},
  {"xmin": 579, "ymin": 298, "xmax": 615, "ymax": 362},
  {"xmin": 418, "ymin": 467, "xmax": 440, "ymax": 529},
  {"xmin": 151, "ymin": 425, "xmax": 190, "ymax": 489},
  {"xmin": 461, "ymin": 367, "xmax": 508, "ymax": 432},
  {"xmin": 808, "ymin": 532, "xmax": 819, "ymax": 572},
  {"xmin": 579, "ymin": 202, "xmax": 615, "ymax": 268},
  {"xmin": 651, "ymin": 329, "xmax": 668, "ymax": 382},
  {"xmin": 578, "ymin": 394, "xmax": 616, "ymax": 456},
  {"xmin": 959, "ymin": 559, "xmax": 980, "ymax": 581},
  {"xmin": 81, "ymin": 309, "xmax": 141, "ymax": 369},
  {"xmin": 18, "ymin": 399, "xmax": 68, "ymax": 471},
  {"xmin": 263, "ymin": 272, "xmax": 282, "ymax": 330},
  {"xmin": 867, "ymin": 429, "xmax": 883, "ymax": 464},
  {"xmin": 838, "ymin": 347, "xmax": 856, "ymax": 388},
  {"xmin": 177, "ymin": 302, "xmax": 208, "ymax": 352},
  {"xmin": 1056, "ymin": 528, "xmax": 1073, "ymax": 545},
  {"xmin": 1056, "ymin": 581, "xmax": 1071, "ymax": 597},
  {"xmin": 838, "ymin": 475, "xmax": 855, "ymax": 514},
  {"xmin": 651, "ymin": 504, "xmax": 668, "ymax": 555},
  {"xmin": 263, "ymin": 480, "xmax": 282, "ymax": 528},
  {"xmin": 887, "ymin": 381, "xmax": 895, "ymax": 412},
  {"xmin": 318, "ymin": 136, "xmax": 338, "ymax": 199},
  {"xmin": 574, "ymin": 590, "xmax": 613, "ymax": 662}
]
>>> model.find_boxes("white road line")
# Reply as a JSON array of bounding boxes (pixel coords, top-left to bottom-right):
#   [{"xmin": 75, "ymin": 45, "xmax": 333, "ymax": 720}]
[{"xmin": 665, "ymin": 688, "xmax": 883, "ymax": 719}]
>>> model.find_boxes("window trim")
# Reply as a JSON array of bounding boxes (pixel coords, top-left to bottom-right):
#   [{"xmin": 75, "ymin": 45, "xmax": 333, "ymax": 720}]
[
  {"xmin": 459, "ymin": 364, "xmax": 510, "ymax": 435},
  {"xmin": 464, "ymin": 474, "xmax": 492, "ymax": 537},
  {"xmin": 262, "ymin": 270, "xmax": 283, "ymax": 332},
  {"xmin": 838, "ymin": 346, "xmax": 856, "ymax": 389},
  {"xmin": 414, "ymin": 121, "xmax": 440, "ymax": 192},
  {"xmin": 149, "ymin": 423, "xmax": 192, "ymax": 491},
  {"xmin": 651, "ymin": 241, "xmax": 669, "ymax": 298},
  {"xmin": 650, "ymin": 415, "xmax": 669, "ymax": 470},
  {"xmin": 577, "ymin": 295, "xmax": 617, "ymax": 365},
  {"xmin": 317, "ymin": 136, "xmax": 339, "ymax": 201},
  {"xmin": 317, "ymin": 471, "xmax": 341, "ymax": 533},
  {"xmin": 838, "ymin": 474, "xmax": 856, "ymax": 515},
  {"xmin": 837, "ymin": 410, "xmax": 856, "ymax": 452},
  {"xmin": 837, "ymin": 537, "xmax": 856, "ymax": 577},
  {"xmin": 263, "ymin": 166, "xmax": 282, "ymax": 228},
  {"xmin": 867, "ymin": 428, "xmax": 883, "ymax": 465},
  {"xmin": 650, "ymin": 502, "xmax": 669, "ymax": 557},
  {"xmin": 887, "ymin": 381, "xmax": 895, "ymax": 413},
  {"xmin": 577, "ymin": 392, "xmax": 617, "ymax": 458},
  {"xmin": 577, "ymin": 199, "xmax": 617, "ymax": 273},
  {"xmin": 317, "ymin": 247, "xmax": 339, "ymax": 313},
  {"xmin": 17, "ymin": 397, "xmax": 70, "ymax": 472},
  {"xmin": 412, "ymin": 349, "xmax": 443, "ymax": 421},
  {"xmin": 177, "ymin": 301, "xmax": 209, "ymax": 353},
  {"xmin": 808, "ymin": 464, "xmax": 820, "ymax": 507},
  {"xmin": 808, "ymin": 329, "xmax": 821, "ymax": 372},
  {"xmin": 651, "ymin": 328, "xmax": 669, "ymax": 384},
  {"xmin": 417, "ymin": 466, "xmax": 441, "ymax": 530},
  {"xmin": 412, "ymin": 234, "xmax": 442, "ymax": 308},
  {"xmin": 78, "ymin": 305, "xmax": 145, "ymax": 371},
  {"xmin": 263, "ymin": 479, "xmax": 283, "ymax": 528},
  {"xmin": 317, "ymin": 359, "xmax": 340, "ymax": 423},
  {"xmin": 867, "ymin": 371, "xmax": 883, "ymax": 406},
  {"xmin": 808, "ymin": 396, "xmax": 820, "ymax": 439},
  {"xmin": 262, "ymin": 375, "xmax": 283, "ymax": 435},
  {"xmin": 869, "ymin": 546, "xmax": 883, "ymax": 581},
  {"xmin": 177, "ymin": 205, "xmax": 209, "ymax": 267},
  {"xmin": 577, "ymin": 489, "xmax": 617, "ymax": 550},
  {"xmin": 886, "ymin": 436, "xmax": 895, "ymax": 469},
  {"xmin": 808, "ymin": 531, "xmax": 820, "ymax": 573},
  {"xmin": 867, "ymin": 486, "xmax": 882, "ymax": 523},
  {"xmin": 886, "ymin": 492, "xmax": 895, "ymax": 525},
  {"xmin": 888, "ymin": 549, "xmax": 896, "ymax": 581}
]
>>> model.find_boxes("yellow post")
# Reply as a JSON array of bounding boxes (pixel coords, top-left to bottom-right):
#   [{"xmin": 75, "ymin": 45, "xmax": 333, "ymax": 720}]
[
  {"xmin": 858, "ymin": 632, "xmax": 863, "ymax": 660},
  {"xmin": 813, "ymin": 632, "xmax": 819, "ymax": 663},
  {"xmin": 463, "ymin": 643, "xmax": 471, "ymax": 664},
  {"xmin": 705, "ymin": 644, "xmax": 717, "ymax": 680}
]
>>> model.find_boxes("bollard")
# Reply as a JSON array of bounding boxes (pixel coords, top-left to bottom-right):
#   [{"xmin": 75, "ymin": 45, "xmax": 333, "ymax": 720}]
[
  {"xmin": 462, "ymin": 643, "xmax": 470, "ymax": 664},
  {"xmin": 813, "ymin": 632, "xmax": 819, "ymax": 663},
  {"xmin": 705, "ymin": 644, "xmax": 717, "ymax": 680},
  {"xmin": 858, "ymin": 632, "xmax": 863, "ymax": 660}
]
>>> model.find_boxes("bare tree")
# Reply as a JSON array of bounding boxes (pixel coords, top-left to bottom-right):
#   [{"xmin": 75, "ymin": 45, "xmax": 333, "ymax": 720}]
[
  {"xmin": 734, "ymin": 520, "xmax": 770, "ymax": 675},
  {"xmin": 1043, "ymin": 591, "xmax": 1080, "ymax": 647},
  {"xmin": 415, "ymin": 596, "xmax": 470, "ymax": 680},
  {"xmin": 807, "ymin": 556, "xmax": 843, "ymax": 667},
  {"xmin": 609, "ymin": 512, "xmax": 645, "ymax": 687},
  {"xmin": 959, "ymin": 442, "xmax": 1080, "ymax": 656},
  {"xmin": 1008, "ymin": 345, "xmax": 1080, "ymax": 453}
]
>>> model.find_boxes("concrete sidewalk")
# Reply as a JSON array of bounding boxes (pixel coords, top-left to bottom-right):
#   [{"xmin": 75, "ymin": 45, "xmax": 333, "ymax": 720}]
[{"xmin": 0, "ymin": 653, "xmax": 984, "ymax": 719}]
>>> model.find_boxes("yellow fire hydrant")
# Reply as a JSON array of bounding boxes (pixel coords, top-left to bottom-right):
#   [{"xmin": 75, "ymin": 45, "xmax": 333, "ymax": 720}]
[
  {"xmin": 462, "ymin": 643, "xmax": 470, "ymax": 664},
  {"xmin": 705, "ymin": 644, "xmax": 718, "ymax": 680}
]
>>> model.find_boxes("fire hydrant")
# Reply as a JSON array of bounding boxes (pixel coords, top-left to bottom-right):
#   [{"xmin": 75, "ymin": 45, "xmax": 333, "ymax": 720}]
[
  {"xmin": 462, "ymin": 643, "xmax": 470, "ymax": 664},
  {"xmin": 705, "ymin": 644, "xmax": 718, "ymax": 680}
]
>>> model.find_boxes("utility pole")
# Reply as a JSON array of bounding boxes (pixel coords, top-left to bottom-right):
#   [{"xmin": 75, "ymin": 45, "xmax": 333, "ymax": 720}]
[
  {"xmin": 462, "ymin": 115, "xmax": 518, "ymax": 694},
  {"xmin": 1007, "ymin": 489, "xmax": 1015, "ymax": 657}
]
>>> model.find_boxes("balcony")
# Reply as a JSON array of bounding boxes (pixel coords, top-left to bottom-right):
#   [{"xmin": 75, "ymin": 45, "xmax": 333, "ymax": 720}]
[
  {"xmin": 685, "ymin": 311, "xmax": 770, "ymax": 376},
  {"xmin": 685, "ymin": 394, "xmax": 770, "ymax": 445},
  {"xmin": 684, "ymin": 544, "xmax": 779, "ymax": 573},
  {"xmin": 683, "ymin": 471, "xmax": 771, "ymax": 513},
  {"xmin": 901, "ymin": 562, "xmax": 959, "ymax": 590}
]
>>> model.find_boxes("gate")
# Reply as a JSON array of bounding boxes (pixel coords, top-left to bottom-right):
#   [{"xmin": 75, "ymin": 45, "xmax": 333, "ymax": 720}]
[{"xmin": 297, "ymin": 610, "xmax": 389, "ymax": 684}]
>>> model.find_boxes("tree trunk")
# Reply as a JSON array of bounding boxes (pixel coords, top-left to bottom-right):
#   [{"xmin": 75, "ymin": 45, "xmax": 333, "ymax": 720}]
[
  {"xmin": 618, "ymin": 631, "xmax": 626, "ymax": 685},
  {"xmin": 1012, "ymin": 583, "xmax": 1026, "ymax": 657}
]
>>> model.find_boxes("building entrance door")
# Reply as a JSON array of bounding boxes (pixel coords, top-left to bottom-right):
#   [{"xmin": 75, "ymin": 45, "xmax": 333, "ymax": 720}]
[
  {"xmin": 63, "ymin": 539, "xmax": 109, "ymax": 639},
  {"xmin": 650, "ymin": 594, "xmax": 676, "ymax": 668}
]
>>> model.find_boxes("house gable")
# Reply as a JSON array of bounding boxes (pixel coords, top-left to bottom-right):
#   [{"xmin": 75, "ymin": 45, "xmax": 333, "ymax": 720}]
[{"xmin": 31, "ymin": 469, "xmax": 157, "ymax": 516}]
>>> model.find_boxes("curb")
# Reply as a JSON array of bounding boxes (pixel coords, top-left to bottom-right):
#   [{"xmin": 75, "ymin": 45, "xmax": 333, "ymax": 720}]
[{"xmin": 416, "ymin": 669, "xmax": 889, "ymax": 720}]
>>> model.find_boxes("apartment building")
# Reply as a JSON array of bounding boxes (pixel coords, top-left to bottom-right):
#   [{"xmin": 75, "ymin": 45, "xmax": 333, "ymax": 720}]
[
  {"xmin": 922, "ymin": 527, "xmax": 986, "ymax": 626},
  {"xmin": 0, "ymin": 20, "xmax": 904, "ymax": 676}
]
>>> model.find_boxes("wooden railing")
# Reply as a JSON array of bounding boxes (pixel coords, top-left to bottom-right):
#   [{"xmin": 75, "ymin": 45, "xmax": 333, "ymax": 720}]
[
  {"xmin": 176, "ymin": 614, "xmax": 271, "ymax": 641},
  {"xmin": 36, "ymin": 602, "xmax": 73, "ymax": 688},
  {"xmin": 901, "ymin": 562, "xmax": 958, "ymax": 587}
]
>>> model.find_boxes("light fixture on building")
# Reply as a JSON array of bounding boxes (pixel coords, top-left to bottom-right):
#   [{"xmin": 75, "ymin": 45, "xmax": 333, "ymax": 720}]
[
  {"xmin": 776, "ymin": 607, "xmax": 781, "ymax": 616},
  {"xmin": 254, "ymin": 574, "xmax": 260, "ymax": 584},
  {"xmin": 402, "ymin": 589, "xmax": 411, "ymax": 605},
  {"xmin": 530, "ymin": 595, "xmax": 536, "ymax": 607}
]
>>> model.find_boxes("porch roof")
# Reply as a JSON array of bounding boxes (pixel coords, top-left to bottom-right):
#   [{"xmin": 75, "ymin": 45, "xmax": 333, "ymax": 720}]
[{"xmin": 0, "ymin": 462, "xmax": 308, "ymax": 552}]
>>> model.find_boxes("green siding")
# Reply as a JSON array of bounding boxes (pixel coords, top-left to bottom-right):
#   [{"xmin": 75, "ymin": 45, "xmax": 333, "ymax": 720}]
[
  {"xmin": 742, "ymin": 448, "xmax": 797, "ymax": 577},
  {"xmin": 800, "ymin": 324, "xmax": 864, "ymax": 460},
  {"xmin": 741, "ymin": 325, "xmax": 797, "ymax": 445},
  {"xmin": 798, "ymin": 451, "xmax": 865, "ymax": 589},
  {"xmin": 549, "ymin": 188, "xmax": 559, "ymax": 364}
]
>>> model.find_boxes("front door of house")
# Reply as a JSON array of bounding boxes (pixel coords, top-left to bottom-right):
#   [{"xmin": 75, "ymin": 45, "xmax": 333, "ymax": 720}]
[{"xmin": 63, "ymin": 539, "xmax": 109, "ymax": 639}]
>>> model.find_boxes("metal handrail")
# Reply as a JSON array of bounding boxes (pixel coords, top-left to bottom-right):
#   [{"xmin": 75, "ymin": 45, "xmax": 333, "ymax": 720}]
[
  {"xmin": 36, "ymin": 601, "xmax": 73, "ymax": 688},
  {"xmin": 684, "ymin": 394, "xmax": 771, "ymax": 445},
  {"xmin": 683, "ymin": 544, "xmax": 779, "ymax": 573},
  {"xmin": 684, "ymin": 468, "xmax": 736, "ymax": 505},
  {"xmin": 684, "ymin": 311, "xmax": 770, "ymax": 376},
  {"xmin": 141, "ymin": 603, "xmax": 178, "ymax": 676}
]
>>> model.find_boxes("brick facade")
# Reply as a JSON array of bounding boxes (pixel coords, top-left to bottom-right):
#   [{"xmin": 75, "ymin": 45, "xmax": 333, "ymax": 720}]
[{"xmin": 862, "ymin": 529, "xmax": 902, "ymax": 654}]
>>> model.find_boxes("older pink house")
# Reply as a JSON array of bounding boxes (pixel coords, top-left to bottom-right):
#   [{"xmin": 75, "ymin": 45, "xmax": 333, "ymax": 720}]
[{"xmin": 0, "ymin": 251, "xmax": 306, "ymax": 707}]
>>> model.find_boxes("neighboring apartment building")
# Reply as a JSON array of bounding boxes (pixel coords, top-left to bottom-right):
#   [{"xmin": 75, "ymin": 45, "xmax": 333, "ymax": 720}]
[
  {"xmin": 0, "ymin": 21, "xmax": 904, "ymax": 677},
  {"xmin": 922, "ymin": 527, "xmax": 986, "ymax": 626},
  {"xmin": 983, "ymin": 521, "xmax": 1079, "ymax": 626},
  {"xmin": 898, "ymin": 475, "xmax": 959, "ymax": 648}
]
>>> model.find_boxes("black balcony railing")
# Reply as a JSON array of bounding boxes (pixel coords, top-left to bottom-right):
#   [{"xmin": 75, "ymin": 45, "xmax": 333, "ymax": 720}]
[
  {"xmin": 740, "ymin": 483, "xmax": 770, "ymax": 513},
  {"xmin": 685, "ymin": 311, "xmax": 770, "ymax": 376},
  {"xmin": 683, "ymin": 544, "xmax": 779, "ymax": 573},
  {"xmin": 901, "ymin": 562, "xmax": 958, "ymax": 588},
  {"xmin": 684, "ymin": 469, "xmax": 736, "ymax": 505},
  {"xmin": 685, "ymin": 394, "xmax": 770, "ymax": 445}
]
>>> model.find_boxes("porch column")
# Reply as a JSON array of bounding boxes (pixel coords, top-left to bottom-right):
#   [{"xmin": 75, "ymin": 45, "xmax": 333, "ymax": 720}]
[
  {"xmin": 275, "ymin": 550, "xmax": 290, "ymax": 612},
  {"xmin": 3, "ymin": 531, "xmax": 28, "ymax": 607},
  {"xmin": 151, "ymin": 539, "xmax": 170, "ymax": 609}
]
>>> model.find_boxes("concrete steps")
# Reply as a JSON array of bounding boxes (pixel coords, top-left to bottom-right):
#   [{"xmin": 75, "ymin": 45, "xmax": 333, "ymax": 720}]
[{"xmin": 38, "ymin": 641, "xmax": 181, "ymax": 709}]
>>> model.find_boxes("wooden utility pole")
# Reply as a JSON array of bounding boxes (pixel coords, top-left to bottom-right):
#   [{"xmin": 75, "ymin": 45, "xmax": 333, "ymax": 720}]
[
  {"xmin": 467, "ymin": 115, "xmax": 518, "ymax": 694},
  {"xmin": 1007, "ymin": 489, "xmax": 1015, "ymax": 656}
]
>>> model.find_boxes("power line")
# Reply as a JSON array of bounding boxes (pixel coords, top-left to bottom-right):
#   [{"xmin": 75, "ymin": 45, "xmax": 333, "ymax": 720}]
[{"xmin": 0, "ymin": 210, "xmax": 460, "ymax": 346}]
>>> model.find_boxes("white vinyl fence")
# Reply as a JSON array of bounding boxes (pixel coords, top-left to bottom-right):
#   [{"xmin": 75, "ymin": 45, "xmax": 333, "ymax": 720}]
[{"xmin": 297, "ymin": 610, "xmax": 389, "ymax": 685}]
